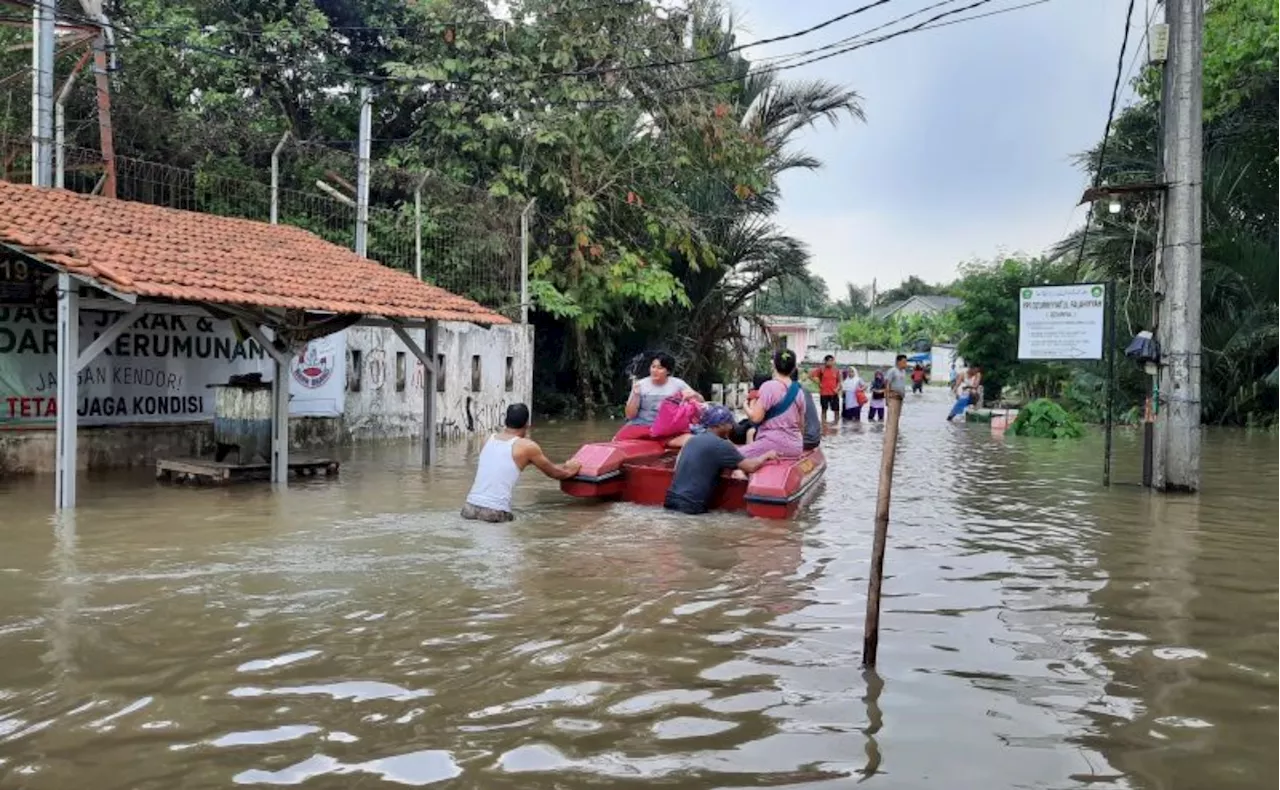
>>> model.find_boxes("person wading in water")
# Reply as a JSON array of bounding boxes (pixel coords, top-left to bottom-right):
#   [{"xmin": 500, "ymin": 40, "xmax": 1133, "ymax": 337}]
[
  {"xmin": 462, "ymin": 404, "xmax": 581, "ymax": 522},
  {"xmin": 663, "ymin": 405, "xmax": 779, "ymax": 515},
  {"xmin": 809, "ymin": 354, "xmax": 841, "ymax": 423}
]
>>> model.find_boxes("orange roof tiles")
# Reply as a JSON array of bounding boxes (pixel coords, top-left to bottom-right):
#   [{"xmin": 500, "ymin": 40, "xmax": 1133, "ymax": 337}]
[{"xmin": 0, "ymin": 181, "xmax": 510, "ymax": 325}]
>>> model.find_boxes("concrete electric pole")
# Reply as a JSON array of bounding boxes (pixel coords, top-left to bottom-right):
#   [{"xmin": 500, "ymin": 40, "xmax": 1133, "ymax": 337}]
[
  {"xmin": 31, "ymin": 0, "xmax": 55, "ymax": 187},
  {"xmin": 1152, "ymin": 0, "xmax": 1204, "ymax": 492},
  {"xmin": 354, "ymin": 87, "xmax": 372, "ymax": 258}
]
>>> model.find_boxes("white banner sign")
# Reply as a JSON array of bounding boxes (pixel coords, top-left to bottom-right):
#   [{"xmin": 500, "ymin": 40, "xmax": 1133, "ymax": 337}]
[
  {"xmin": 1017, "ymin": 283, "xmax": 1106, "ymax": 360},
  {"xmin": 0, "ymin": 306, "xmax": 346, "ymax": 425}
]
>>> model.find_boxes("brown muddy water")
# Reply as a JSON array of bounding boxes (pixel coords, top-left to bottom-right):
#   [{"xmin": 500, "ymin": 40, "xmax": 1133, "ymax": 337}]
[{"xmin": 0, "ymin": 389, "xmax": 1276, "ymax": 789}]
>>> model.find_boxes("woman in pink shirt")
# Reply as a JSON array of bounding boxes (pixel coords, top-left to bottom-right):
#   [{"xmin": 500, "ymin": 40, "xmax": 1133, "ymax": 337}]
[{"xmin": 741, "ymin": 349, "xmax": 806, "ymax": 459}]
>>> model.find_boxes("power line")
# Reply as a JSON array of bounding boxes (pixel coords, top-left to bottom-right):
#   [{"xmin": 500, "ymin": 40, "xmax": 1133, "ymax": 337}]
[
  {"xmin": 2, "ymin": 0, "xmax": 1053, "ymax": 150},
  {"xmin": 8, "ymin": 0, "xmax": 900, "ymax": 88},
  {"xmin": 102, "ymin": 0, "xmax": 660, "ymax": 35},
  {"xmin": 751, "ymin": 0, "xmax": 959, "ymax": 67},
  {"xmin": 4, "ymin": 0, "xmax": 1050, "ymax": 104},
  {"xmin": 588, "ymin": 0, "xmax": 1011, "ymax": 105},
  {"xmin": 750, "ymin": 0, "xmax": 1049, "ymax": 70},
  {"xmin": 1120, "ymin": 0, "xmax": 1163, "ymax": 92},
  {"xmin": 1071, "ymin": 0, "xmax": 1138, "ymax": 273}
]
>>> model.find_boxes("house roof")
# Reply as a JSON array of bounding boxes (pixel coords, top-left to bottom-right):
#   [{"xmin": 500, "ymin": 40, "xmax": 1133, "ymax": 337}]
[
  {"xmin": 0, "ymin": 181, "xmax": 509, "ymax": 324},
  {"xmin": 872, "ymin": 294, "xmax": 963, "ymax": 320}
]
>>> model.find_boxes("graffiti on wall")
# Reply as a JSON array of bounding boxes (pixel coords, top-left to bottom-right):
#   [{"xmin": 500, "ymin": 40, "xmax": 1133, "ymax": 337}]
[{"xmin": 366, "ymin": 348, "xmax": 388, "ymax": 392}]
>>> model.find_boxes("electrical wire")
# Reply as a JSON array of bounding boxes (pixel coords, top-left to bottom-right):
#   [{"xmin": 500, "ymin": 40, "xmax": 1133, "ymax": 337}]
[
  {"xmin": 582, "ymin": 0, "xmax": 1009, "ymax": 106},
  {"xmin": 1071, "ymin": 0, "xmax": 1138, "ymax": 275},
  {"xmin": 3, "ymin": 0, "xmax": 1047, "ymax": 113},
  {"xmin": 1120, "ymin": 0, "xmax": 1162, "ymax": 93},
  {"xmin": 7, "ymin": 0, "xmax": 900, "ymax": 88},
  {"xmin": 98, "ymin": 0, "xmax": 660, "ymax": 35},
  {"xmin": 2, "ymin": 0, "xmax": 1056, "ymax": 167}
]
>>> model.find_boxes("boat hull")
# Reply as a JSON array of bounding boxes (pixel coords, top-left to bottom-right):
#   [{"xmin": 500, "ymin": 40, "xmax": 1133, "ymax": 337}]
[{"xmin": 561, "ymin": 438, "xmax": 825, "ymax": 520}]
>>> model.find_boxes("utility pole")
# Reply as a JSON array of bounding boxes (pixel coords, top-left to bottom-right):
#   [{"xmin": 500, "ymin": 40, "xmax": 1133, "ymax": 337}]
[
  {"xmin": 354, "ymin": 87, "xmax": 372, "ymax": 258},
  {"xmin": 1153, "ymin": 0, "xmax": 1203, "ymax": 492},
  {"xmin": 31, "ymin": 0, "xmax": 55, "ymax": 187}
]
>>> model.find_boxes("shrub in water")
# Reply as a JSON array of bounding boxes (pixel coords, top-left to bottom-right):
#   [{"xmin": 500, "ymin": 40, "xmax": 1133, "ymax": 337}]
[{"xmin": 1009, "ymin": 398, "xmax": 1086, "ymax": 439}]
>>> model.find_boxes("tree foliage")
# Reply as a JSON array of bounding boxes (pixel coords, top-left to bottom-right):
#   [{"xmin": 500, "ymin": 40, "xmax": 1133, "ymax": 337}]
[
  {"xmin": 875, "ymin": 275, "xmax": 951, "ymax": 306},
  {"xmin": 1010, "ymin": 399, "xmax": 1086, "ymax": 439},
  {"xmin": 1053, "ymin": 0, "xmax": 1276, "ymax": 425},
  {"xmin": 838, "ymin": 310, "xmax": 958, "ymax": 351},
  {"xmin": 0, "ymin": 0, "xmax": 863, "ymax": 415}
]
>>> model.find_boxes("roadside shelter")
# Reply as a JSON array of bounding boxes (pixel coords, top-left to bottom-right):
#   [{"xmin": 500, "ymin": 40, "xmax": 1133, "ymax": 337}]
[{"xmin": 0, "ymin": 180, "xmax": 508, "ymax": 508}]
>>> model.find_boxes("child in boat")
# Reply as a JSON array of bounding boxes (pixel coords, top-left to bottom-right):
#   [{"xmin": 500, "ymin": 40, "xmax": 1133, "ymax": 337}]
[
  {"xmin": 728, "ymin": 373, "xmax": 770, "ymax": 446},
  {"xmin": 740, "ymin": 349, "xmax": 806, "ymax": 459},
  {"xmin": 664, "ymin": 406, "xmax": 779, "ymax": 515}
]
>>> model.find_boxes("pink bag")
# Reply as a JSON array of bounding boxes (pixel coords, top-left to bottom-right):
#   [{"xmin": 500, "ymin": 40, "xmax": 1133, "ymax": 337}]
[{"xmin": 650, "ymin": 395, "xmax": 700, "ymax": 439}]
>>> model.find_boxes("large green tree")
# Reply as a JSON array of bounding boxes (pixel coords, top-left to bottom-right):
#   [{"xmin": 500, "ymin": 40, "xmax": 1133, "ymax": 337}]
[
  {"xmin": 0, "ymin": 0, "xmax": 860, "ymax": 414},
  {"xmin": 1057, "ymin": 0, "xmax": 1277, "ymax": 425}
]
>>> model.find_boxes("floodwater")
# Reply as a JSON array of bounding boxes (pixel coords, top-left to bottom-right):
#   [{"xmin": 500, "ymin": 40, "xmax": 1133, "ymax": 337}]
[{"xmin": 0, "ymin": 390, "xmax": 1275, "ymax": 790}]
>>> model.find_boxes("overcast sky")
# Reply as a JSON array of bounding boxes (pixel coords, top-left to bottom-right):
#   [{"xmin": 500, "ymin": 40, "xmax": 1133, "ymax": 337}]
[{"xmin": 732, "ymin": 0, "xmax": 1140, "ymax": 294}]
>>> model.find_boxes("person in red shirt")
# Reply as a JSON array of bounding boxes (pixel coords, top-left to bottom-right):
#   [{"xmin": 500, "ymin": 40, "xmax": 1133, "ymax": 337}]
[
  {"xmin": 911, "ymin": 363, "xmax": 927, "ymax": 394},
  {"xmin": 809, "ymin": 355, "xmax": 841, "ymax": 423}
]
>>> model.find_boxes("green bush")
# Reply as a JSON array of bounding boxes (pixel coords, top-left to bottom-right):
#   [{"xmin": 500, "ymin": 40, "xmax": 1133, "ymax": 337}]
[{"xmin": 1009, "ymin": 399, "xmax": 1087, "ymax": 439}]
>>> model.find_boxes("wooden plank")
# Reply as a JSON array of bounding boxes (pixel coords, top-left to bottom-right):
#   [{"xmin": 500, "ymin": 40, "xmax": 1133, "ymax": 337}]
[{"xmin": 157, "ymin": 456, "xmax": 338, "ymax": 485}]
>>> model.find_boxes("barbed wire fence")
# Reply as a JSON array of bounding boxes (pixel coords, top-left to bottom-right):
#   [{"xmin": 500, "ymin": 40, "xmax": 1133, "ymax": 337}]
[{"xmin": 0, "ymin": 130, "xmax": 525, "ymax": 321}]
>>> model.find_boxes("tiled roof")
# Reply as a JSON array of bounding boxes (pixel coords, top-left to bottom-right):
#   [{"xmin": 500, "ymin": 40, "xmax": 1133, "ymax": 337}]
[{"xmin": 0, "ymin": 181, "xmax": 509, "ymax": 325}]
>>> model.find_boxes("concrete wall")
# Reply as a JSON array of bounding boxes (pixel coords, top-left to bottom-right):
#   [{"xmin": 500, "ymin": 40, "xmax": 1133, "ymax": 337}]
[
  {"xmin": 0, "ymin": 321, "xmax": 534, "ymax": 475},
  {"xmin": 0, "ymin": 416, "xmax": 343, "ymax": 475},
  {"xmin": 931, "ymin": 344, "xmax": 965, "ymax": 383},
  {"xmin": 342, "ymin": 322, "xmax": 533, "ymax": 442},
  {"xmin": 801, "ymin": 348, "xmax": 900, "ymax": 368}
]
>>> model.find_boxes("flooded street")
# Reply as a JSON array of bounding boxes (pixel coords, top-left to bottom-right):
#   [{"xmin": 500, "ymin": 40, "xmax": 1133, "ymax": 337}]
[{"xmin": 1, "ymin": 389, "xmax": 1275, "ymax": 789}]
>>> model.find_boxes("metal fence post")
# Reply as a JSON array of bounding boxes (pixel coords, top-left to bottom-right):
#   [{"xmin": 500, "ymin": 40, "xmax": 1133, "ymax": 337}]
[
  {"xmin": 270, "ymin": 130, "xmax": 289, "ymax": 225},
  {"xmin": 520, "ymin": 199, "xmax": 536, "ymax": 324},
  {"xmin": 415, "ymin": 172, "xmax": 429, "ymax": 281}
]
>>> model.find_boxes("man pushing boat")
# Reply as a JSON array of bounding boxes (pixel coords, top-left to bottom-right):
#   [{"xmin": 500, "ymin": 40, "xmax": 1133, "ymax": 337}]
[
  {"xmin": 462, "ymin": 404, "xmax": 581, "ymax": 523},
  {"xmin": 663, "ymin": 405, "xmax": 779, "ymax": 515}
]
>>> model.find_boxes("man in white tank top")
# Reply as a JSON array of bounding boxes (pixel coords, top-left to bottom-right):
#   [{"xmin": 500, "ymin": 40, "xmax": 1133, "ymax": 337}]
[{"xmin": 461, "ymin": 403, "xmax": 582, "ymax": 522}]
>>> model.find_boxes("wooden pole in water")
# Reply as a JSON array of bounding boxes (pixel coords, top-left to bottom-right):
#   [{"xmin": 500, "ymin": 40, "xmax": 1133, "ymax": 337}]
[{"xmin": 862, "ymin": 389, "xmax": 903, "ymax": 668}]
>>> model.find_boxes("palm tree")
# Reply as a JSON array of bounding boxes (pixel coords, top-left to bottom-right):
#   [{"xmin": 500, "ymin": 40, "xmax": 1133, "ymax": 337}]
[{"xmin": 649, "ymin": 3, "xmax": 864, "ymax": 386}]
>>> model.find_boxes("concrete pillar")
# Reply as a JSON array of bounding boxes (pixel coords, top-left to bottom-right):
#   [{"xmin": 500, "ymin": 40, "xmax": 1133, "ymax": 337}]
[
  {"xmin": 423, "ymin": 322, "xmax": 437, "ymax": 466},
  {"xmin": 54, "ymin": 273, "xmax": 78, "ymax": 509},
  {"xmin": 271, "ymin": 352, "xmax": 290, "ymax": 483}
]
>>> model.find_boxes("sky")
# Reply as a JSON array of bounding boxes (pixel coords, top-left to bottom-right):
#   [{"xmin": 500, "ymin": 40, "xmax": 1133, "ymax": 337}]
[{"xmin": 731, "ymin": 0, "xmax": 1143, "ymax": 295}]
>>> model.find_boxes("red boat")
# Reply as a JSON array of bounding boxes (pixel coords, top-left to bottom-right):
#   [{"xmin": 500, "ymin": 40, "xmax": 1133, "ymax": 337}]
[{"xmin": 560, "ymin": 438, "xmax": 826, "ymax": 519}]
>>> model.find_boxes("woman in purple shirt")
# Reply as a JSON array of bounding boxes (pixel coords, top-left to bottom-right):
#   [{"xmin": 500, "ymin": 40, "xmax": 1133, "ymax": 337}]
[{"xmin": 741, "ymin": 349, "xmax": 806, "ymax": 459}]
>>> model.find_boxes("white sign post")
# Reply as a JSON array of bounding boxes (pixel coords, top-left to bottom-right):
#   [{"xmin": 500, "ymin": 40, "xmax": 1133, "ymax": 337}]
[{"xmin": 1017, "ymin": 283, "xmax": 1107, "ymax": 360}]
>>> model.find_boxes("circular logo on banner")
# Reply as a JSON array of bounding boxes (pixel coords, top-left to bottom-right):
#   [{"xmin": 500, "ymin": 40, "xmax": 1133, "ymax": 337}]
[
  {"xmin": 1091, "ymin": 285, "xmax": 1104, "ymax": 298},
  {"xmin": 292, "ymin": 337, "xmax": 336, "ymax": 389},
  {"xmin": 1022, "ymin": 289, "xmax": 1033, "ymax": 299}
]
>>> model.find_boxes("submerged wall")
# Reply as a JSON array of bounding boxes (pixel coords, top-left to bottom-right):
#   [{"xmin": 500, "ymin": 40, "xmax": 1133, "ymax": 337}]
[
  {"xmin": 342, "ymin": 322, "xmax": 534, "ymax": 442},
  {"xmin": 0, "ymin": 322, "xmax": 533, "ymax": 475}
]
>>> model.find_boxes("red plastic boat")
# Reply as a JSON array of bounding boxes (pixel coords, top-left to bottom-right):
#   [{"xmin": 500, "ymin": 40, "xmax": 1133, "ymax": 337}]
[{"xmin": 560, "ymin": 437, "xmax": 826, "ymax": 519}]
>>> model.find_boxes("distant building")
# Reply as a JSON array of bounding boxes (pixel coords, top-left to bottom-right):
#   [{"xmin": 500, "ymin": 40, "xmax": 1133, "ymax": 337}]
[
  {"xmin": 871, "ymin": 294, "xmax": 963, "ymax": 321},
  {"xmin": 738, "ymin": 315, "xmax": 902, "ymax": 369},
  {"xmin": 741, "ymin": 314, "xmax": 840, "ymax": 358}
]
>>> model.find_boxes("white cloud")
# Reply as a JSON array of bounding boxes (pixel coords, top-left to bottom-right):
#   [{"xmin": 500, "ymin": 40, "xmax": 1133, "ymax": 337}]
[{"xmin": 733, "ymin": 0, "xmax": 1136, "ymax": 293}]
